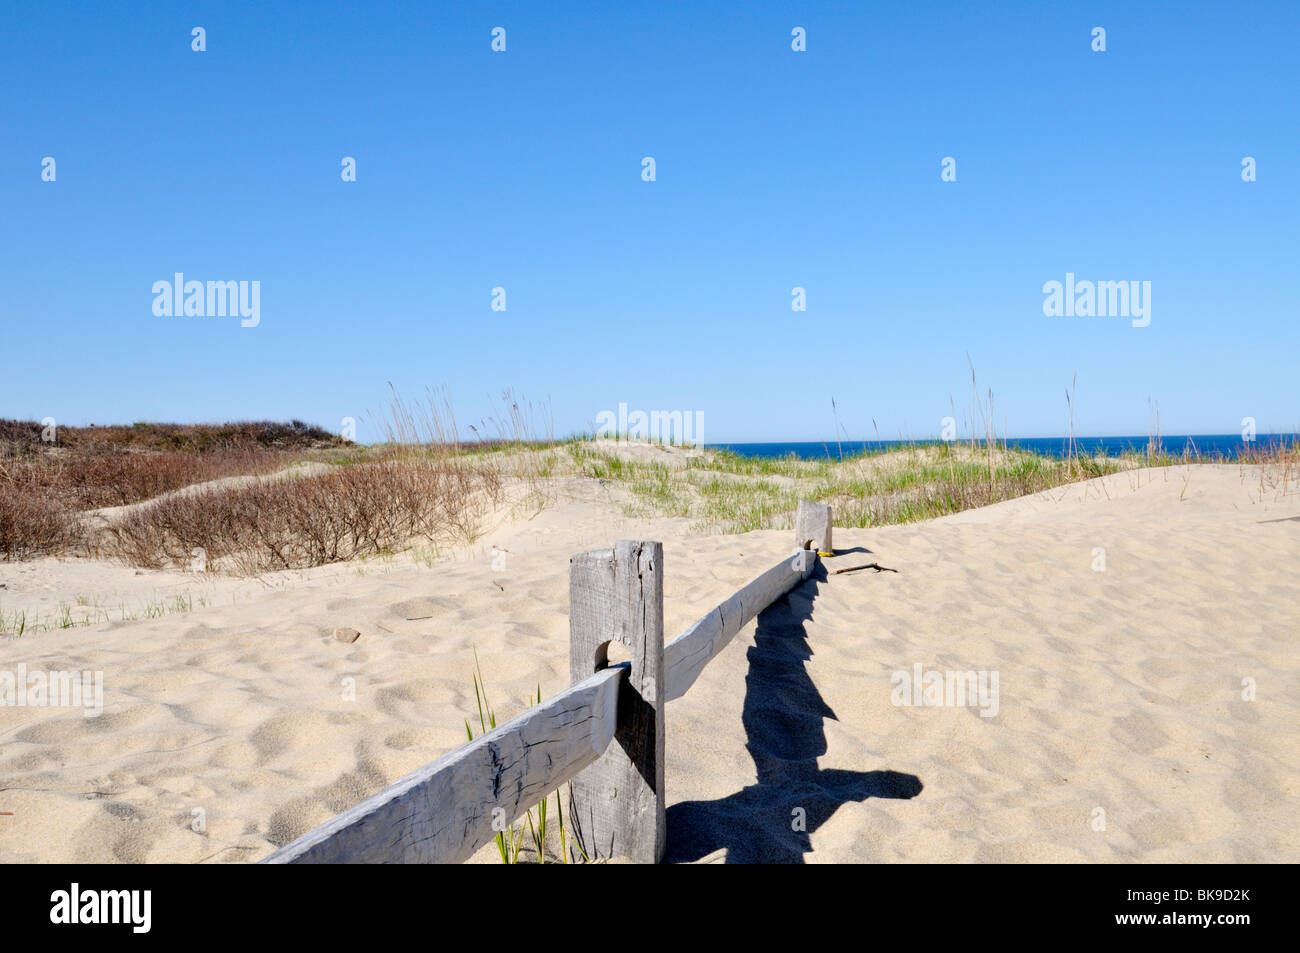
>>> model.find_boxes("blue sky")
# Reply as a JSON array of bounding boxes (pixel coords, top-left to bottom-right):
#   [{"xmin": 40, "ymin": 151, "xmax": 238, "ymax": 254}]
[{"xmin": 3, "ymin": 1, "xmax": 1297, "ymax": 443}]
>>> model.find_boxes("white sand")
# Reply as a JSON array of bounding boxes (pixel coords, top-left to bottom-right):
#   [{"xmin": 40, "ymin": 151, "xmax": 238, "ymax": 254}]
[{"xmin": 1, "ymin": 463, "xmax": 1296, "ymax": 863}]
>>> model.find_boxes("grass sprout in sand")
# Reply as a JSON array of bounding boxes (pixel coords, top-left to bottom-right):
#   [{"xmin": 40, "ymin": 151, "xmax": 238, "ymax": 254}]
[{"xmin": 463, "ymin": 650, "xmax": 584, "ymax": 864}]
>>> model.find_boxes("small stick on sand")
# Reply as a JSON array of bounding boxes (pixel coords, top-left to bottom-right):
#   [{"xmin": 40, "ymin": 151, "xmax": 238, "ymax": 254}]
[{"xmin": 832, "ymin": 562, "xmax": 898, "ymax": 575}]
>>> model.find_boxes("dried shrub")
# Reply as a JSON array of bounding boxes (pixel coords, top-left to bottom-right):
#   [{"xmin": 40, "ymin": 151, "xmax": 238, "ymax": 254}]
[
  {"xmin": 0, "ymin": 449, "xmax": 290, "ymax": 510},
  {"xmin": 0, "ymin": 418, "xmax": 344, "ymax": 454},
  {"xmin": 0, "ymin": 486, "xmax": 79, "ymax": 560},
  {"xmin": 98, "ymin": 459, "xmax": 502, "ymax": 573}
]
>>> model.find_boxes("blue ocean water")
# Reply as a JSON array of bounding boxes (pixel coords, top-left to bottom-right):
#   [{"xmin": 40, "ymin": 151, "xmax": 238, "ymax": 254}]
[{"xmin": 707, "ymin": 435, "xmax": 1297, "ymax": 461}]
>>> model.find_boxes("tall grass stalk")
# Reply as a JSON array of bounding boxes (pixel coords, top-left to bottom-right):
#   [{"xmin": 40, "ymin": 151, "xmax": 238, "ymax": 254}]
[{"xmin": 463, "ymin": 657, "xmax": 584, "ymax": 864}]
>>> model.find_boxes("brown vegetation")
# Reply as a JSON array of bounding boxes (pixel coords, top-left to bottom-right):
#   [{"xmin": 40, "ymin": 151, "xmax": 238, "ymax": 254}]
[
  {"xmin": 0, "ymin": 418, "xmax": 344, "ymax": 454},
  {"xmin": 1, "ymin": 448, "xmax": 290, "ymax": 510},
  {"xmin": 0, "ymin": 486, "xmax": 79, "ymax": 561},
  {"xmin": 95, "ymin": 459, "xmax": 501, "ymax": 573},
  {"xmin": 0, "ymin": 419, "xmax": 348, "ymax": 562}
]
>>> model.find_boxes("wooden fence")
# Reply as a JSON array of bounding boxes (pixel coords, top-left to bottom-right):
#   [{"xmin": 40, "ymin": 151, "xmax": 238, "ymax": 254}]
[{"xmin": 262, "ymin": 500, "xmax": 833, "ymax": 864}]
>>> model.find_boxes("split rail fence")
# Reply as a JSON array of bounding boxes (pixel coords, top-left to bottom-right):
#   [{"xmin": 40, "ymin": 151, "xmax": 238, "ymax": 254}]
[{"xmin": 263, "ymin": 500, "xmax": 833, "ymax": 864}]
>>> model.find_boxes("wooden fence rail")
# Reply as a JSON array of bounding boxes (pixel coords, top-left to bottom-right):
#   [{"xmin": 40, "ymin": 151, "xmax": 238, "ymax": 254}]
[{"xmin": 263, "ymin": 500, "xmax": 832, "ymax": 865}]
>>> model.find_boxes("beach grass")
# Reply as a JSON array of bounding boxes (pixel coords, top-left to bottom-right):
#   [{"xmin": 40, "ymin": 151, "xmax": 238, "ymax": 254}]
[
  {"xmin": 547, "ymin": 435, "xmax": 1298, "ymax": 534},
  {"xmin": 0, "ymin": 589, "xmax": 211, "ymax": 637},
  {"xmin": 3, "ymin": 400, "xmax": 1295, "ymax": 572},
  {"xmin": 463, "ymin": 651, "xmax": 582, "ymax": 864}
]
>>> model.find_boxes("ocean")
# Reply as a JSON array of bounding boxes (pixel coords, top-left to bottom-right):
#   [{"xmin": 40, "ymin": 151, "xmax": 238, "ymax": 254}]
[{"xmin": 706, "ymin": 435, "xmax": 1297, "ymax": 461}]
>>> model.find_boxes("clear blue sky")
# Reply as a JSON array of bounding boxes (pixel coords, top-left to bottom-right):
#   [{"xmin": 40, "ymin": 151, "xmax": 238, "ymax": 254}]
[{"xmin": 3, "ymin": 1, "xmax": 1297, "ymax": 443}]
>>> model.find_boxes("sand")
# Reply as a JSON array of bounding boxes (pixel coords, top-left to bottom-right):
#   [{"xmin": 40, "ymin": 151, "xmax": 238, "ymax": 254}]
[{"xmin": 1, "ymin": 463, "xmax": 1296, "ymax": 863}]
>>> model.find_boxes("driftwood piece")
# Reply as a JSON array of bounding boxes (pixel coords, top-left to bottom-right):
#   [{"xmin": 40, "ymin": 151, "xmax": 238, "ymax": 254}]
[{"xmin": 832, "ymin": 562, "xmax": 898, "ymax": 575}]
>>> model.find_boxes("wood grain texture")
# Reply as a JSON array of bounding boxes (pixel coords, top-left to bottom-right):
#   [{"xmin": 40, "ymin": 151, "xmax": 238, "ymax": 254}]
[
  {"xmin": 567, "ymin": 540, "xmax": 665, "ymax": 863},
  {"xmin": 260, "ymin": 665, "xmax": 623, "ymax": 865},
  {"xmin": 663, "ymin": 548, "xmax": 817, "ymax": 702}
]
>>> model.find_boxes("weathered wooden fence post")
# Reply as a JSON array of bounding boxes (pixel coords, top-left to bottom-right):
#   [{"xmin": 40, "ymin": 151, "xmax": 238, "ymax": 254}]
[
  {"xmin": 794, "ymin": 499, "xmax": 833, "ymax": 554},
  {"xmin": 568, "ymin": 539, "xmax": 665, "ymax": 863}
]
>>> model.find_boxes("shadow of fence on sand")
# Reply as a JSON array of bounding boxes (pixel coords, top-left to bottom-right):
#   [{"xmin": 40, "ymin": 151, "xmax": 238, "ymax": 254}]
[{"xmin": 665, "ymin": 564, "xmax": 922, "ymax": 863}]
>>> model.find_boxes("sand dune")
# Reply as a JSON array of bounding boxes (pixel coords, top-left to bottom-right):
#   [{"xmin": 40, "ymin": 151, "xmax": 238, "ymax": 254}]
[{"xmin": 1, "ymin": 464, "xmax": 1296, "ymax": 863}]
